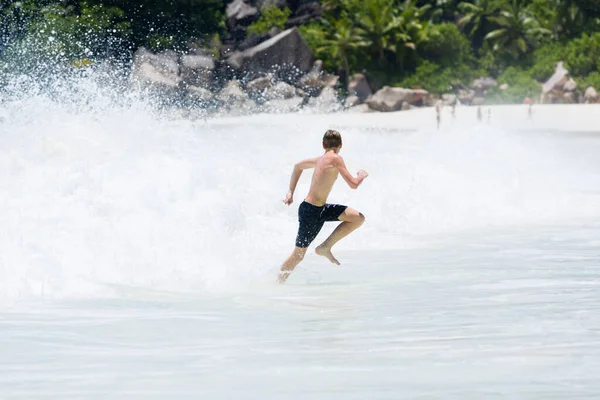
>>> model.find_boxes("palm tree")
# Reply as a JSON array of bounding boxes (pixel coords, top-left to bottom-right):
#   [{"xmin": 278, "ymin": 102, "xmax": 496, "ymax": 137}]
[
  {"xmin": 315, "ymin": 0, "xmax": 431, "ymax": 78},
  {"xmin": 389, "ymin": 0, "xmax": 432, "ymax": 72},
  {"xmin": 552, "ymin": 0, "xmax": 600, "ymax": 38},
  {"xmin": 355, "ymin": 0, "xmax": 396, "ymax": 66},
  {"xmin": 484, "ymin": 0, "xmax": 550, "ymax": 59},
  {"xmin": 457, "ymin": 0, "xmax": 500, "ymax": 48},
  {"xmin": 425, "ymin": 0, "xmax": 461, "ymax": 23},
  {"xmin": 317, "ymin": 18, "xmax": 368, "ymax": 87},
  {"xmin": 352, "ymin": 0, "xmax": 430, "ymax": 71}
]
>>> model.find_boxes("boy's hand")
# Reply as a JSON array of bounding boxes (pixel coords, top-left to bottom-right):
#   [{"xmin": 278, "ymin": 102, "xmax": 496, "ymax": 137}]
[
  {"xmin": 357, "ymin": 169, "xmax": 369, "ymax": 180},
  {"xmin": 283, "ymin": 191, "xmax": 293, "ymax": 205}
]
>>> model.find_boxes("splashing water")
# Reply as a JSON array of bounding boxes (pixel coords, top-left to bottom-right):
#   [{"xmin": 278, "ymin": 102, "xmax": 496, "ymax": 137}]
[{"xmin": 1, "ymin": 67, "xmax": 600, "ymax": 305}]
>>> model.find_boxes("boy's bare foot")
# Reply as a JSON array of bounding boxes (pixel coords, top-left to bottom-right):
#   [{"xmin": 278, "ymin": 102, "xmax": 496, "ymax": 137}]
[
  {"xmin": 315, "ymin": 245, "xmax": 340, "ymax": 265},
  {"xmin": 277, "ymin": 271, "xmax": 290, "ymax": 284}
]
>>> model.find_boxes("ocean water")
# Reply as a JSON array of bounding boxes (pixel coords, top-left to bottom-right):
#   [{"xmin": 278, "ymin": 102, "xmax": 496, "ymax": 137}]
[{"xmin": 1, "ymin": 71, "xmax": 600, "ymax": 398}]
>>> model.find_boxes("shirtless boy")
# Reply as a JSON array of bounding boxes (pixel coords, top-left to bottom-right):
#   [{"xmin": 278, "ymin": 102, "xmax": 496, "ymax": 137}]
[{"xmin": 278, "ymin": 130, "xmax": 369, "ymax": 284}]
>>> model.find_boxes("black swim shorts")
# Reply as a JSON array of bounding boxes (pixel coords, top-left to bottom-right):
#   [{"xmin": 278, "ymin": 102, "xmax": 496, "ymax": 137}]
[{"xmin": 295, "ymin": 201, "xmax": 347, "ymax": 248}]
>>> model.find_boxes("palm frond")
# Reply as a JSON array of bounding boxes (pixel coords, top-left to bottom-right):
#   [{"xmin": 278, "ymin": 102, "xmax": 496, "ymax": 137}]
[{"xmin": 484, "ymin": 28, "xmax": 506, "ymax": 40}]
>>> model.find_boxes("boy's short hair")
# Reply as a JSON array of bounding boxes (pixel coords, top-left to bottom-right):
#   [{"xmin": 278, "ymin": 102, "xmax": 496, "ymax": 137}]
[{"xmin": 323, "ymin": 129, "xmax": 342, "ymax": 149}]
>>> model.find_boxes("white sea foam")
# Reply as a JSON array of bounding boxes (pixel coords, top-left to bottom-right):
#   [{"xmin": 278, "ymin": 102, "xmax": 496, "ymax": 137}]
[{"xmin": 1, "ymin": 70, "xmax": 600, "ymax": 305}]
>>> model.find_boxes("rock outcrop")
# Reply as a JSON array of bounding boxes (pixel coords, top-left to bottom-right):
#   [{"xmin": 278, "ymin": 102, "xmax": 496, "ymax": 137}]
[
  {"xmin": 584, "ymin": 86, "xmax": 598, "ymax": 103},
  {"xmin": 299, "ymin": 60, "xmax": 339, "ymax": 96},
  {"xmin": 472, "ymin": 77, "xmax": 497, "ymax": 92},
  {"xmin": 226, "ymin": 28, "xmax": 314, "ymax": 76},
  {"xmin": 267, "ymin": 81, "xmax": 296, "ymax": 99},
  {"xmin": 226, "ymin": 0, "xmax": 259, "ymax": 27},
  {"xmin": 308, "ymin": 86, "xmax": 341, "ymax": 112},
  {"xmin": 187, "ymin": 85, "xmax": 214, "ymax": 104},
  {"xmin": 347, "ymin": 73, "xmax": 372, "ymax": 102},
  {"xmin": 457, "ymin": 89, "xmax": 475, "ymax": 105},
  {"xmin": 542, "ymin": 62, "xmax": 569, "ymax": 94},
  {"xmin": 180, "ymin": 54, "xmax": 215, "ymax": 88},
  {"xmin": 246, "ymin": 75, "xmax": 274, "ymax": 95},
  {"xmin": 133, "ymin": 48, "xmax": 179, "ymax": 75},
  {"xmin": 344, "ymin": 95, "xmax": 361, "ymax": 108},
  {"xmin": 245, "ymin": 75, "xmax": 297, "ymax": 102},
  {"xmin": 563, "ymin": 78, "xmax": 577, "ymax": 92},
  {"xmin": 217, "ymin": 80, "xmax": 246, "ymax": 103},
  {"xmin": 264, "ymin": 97, "xmax": 305, "ymax": 113},
  {"xmin": 366, "ymin": 86, "xmax": 430, "ymax": 112},
  {"xmin": 563, "ymin": 91, "xmax": 575, "ymax": 103},
  {"xmin": 216, "ymin": 80, "xmax": 259, "ymax": 114},
  {"xmin": 131, "ymin": 48, "xmax": 182, "ymax": 91}
]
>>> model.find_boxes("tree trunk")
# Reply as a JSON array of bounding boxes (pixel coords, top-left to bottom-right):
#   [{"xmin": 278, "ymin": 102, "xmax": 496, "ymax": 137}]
[{"xmin": 342, "ymin": 53, "xmax": 350, "ymax": 93}]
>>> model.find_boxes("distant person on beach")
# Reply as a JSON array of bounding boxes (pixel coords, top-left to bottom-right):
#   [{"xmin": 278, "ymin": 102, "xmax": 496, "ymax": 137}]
[
  {"xmin": 528, "ymin": 103, "xmax": 533, "ymax": 118},
  {"xmin": 477, "ymin": 106, "xmax": 482, "ymax": 122},
  {"xmin": 487, "ymin": 108, "xmax": 491, "ymax": 123},
  {"xmin": 451, "ymin": 102, "xmax": 456, "ymax": 118},
  {"xmin": 278, "ymin": 130, "xmax": 368, "ymax": 284},
  {"xmin": 436, "ymin": 105, "xmax": 441, "ymax": 129}
]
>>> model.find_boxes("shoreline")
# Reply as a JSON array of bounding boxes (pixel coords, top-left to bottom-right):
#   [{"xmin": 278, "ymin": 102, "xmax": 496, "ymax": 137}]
[{"xmin": 205, "ymin": 104, "xmax": 600, "ymax": 134}]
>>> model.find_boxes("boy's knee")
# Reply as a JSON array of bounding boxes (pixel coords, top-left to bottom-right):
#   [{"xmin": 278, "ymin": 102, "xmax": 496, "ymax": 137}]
[{"xmin": 357, "ymin": 212, "xmax": 366, "ymax": 225}]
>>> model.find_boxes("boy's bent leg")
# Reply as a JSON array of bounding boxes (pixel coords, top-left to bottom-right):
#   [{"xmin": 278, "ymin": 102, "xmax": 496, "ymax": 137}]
[
  {"xmin": 278, "ymin": 247, "xmax": 308, "ymax": 284},
  {"xmin": 316, "ymin": 208, "xmax": 365, "ymax": 265}
]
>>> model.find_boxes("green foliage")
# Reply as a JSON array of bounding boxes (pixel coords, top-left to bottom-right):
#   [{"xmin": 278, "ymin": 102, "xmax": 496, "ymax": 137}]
[
  {"xmin": 486, "ymin": 66, "xmax": 541, "ymax": 103},
  {"xmin": 2, "ymin": 0, "xmax": 600, "ymax": 99},
  {"xmin": 316, "ymin": 17, "xmax": 369, "ymax": 84},
  {"xmin": 420, "ymin": 23, "xmax": 474, "ymax": 68},
  {"xmin": 574, "ymin": 0, "xmax": 600, "ymax": 17},
  {"xmin": 29, "ymin": 2, "xmax": 130, "ymax": 59},
  {"xmin": 300, "ymin": 0, "xmax": 434, "ymax": 81},
  {"xmin": 1, "ymin": 0, "xmax": 226, "ymax": 61},
  {"xmin": 528, "ymin": 42, "xmax": 564, "ymax": 80},
  {"xmin": 247, "ymin": 4, "xmax": 292, "ymax": 36},
  {"xmin": 286, "ymin": 0, "xmax": 598, "ymax": 95},
  {"xmin": 457, "ymin": 0, "xmax": 500, "ymax": 48},
  {"xmin": 484, "ymin": 0, "xmax": 551, "ymax": 60},
  {"xmin": 527, "ymin": 0, "xmax": 558, "ymax": 34},
  {"xmin": 578, "ymin": 72, "xmax": 600, "ymax": 90},
  {"xmin": 1, "ymin": 0, "xmax": 131, "ymax": 72},
  {"xmin": 528, "ymin": 33, "xmax": 600, "ymax": 83},
  {"xmin": 397, "ymin": 61, "xmax": 453, "ymax": 93},
  {"xmin": 147, "ymin": 35, "xmax": 174, "ymax": 52},
  {"xmin": 476, "ymin": 40, "xmax": 505, "ymax": 76},
  {"xmin": 298, "ymin": 23, "xmax": 337, "ymax": 70},
  {"xmin": 421, "ymin": 0, "xmax": 460, "ymax": 23},
  {"xmin": 562, "ymin": 33, "xmax": 600, "ymax": 77},
  {"xmin": 99, "ymin": 0, "xmax": 226, "ymax": 49},
  {"xmin": 396, "ymin": 60, "xmax": 476, "ymax": 94}
]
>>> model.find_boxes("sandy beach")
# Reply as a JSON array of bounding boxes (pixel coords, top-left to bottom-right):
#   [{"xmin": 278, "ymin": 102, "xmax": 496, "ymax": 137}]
[{"xmin": 205, "ymin": 104, "xmax": 600, "ymax": 134}]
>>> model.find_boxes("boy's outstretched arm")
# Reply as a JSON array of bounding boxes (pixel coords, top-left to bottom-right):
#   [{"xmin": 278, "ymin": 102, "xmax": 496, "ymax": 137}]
[
  {"xmin": 283, "ymin": 157, "xmax": 318, "ymax": 205},
  {"xmin": 333, "ymin": 156, "xmax": 368, "ymax": 190}
]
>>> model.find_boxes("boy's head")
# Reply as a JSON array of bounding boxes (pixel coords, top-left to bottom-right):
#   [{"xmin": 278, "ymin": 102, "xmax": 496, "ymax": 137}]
[{"xmin": 323, "ymin": 129, "xmax": 342, "ymax": 152}]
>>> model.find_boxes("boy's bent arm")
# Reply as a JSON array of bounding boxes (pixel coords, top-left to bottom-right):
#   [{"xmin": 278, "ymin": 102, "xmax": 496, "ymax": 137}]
[
  {"xmin": 294, "ymin": 157, "xmax": 318, "ymax": 171},
  {"xmin": 284, "ymin": 157, "xmax": 318, "ymax": 205},
  {"xmin": 333, "ymin": 156, "xmax": 367, "ymax": 189}
]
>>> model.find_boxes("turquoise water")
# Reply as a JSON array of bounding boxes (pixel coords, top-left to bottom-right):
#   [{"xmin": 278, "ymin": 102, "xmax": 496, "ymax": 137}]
[{"xmin": 2, "ymin": 228, "xmax": 600, "ymax": 398}]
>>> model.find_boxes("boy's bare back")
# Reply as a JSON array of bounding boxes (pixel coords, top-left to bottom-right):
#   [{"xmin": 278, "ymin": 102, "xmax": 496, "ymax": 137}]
[{"xmin": 305, "ymin": 152, "xmax": 341, "ymax": 206}]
